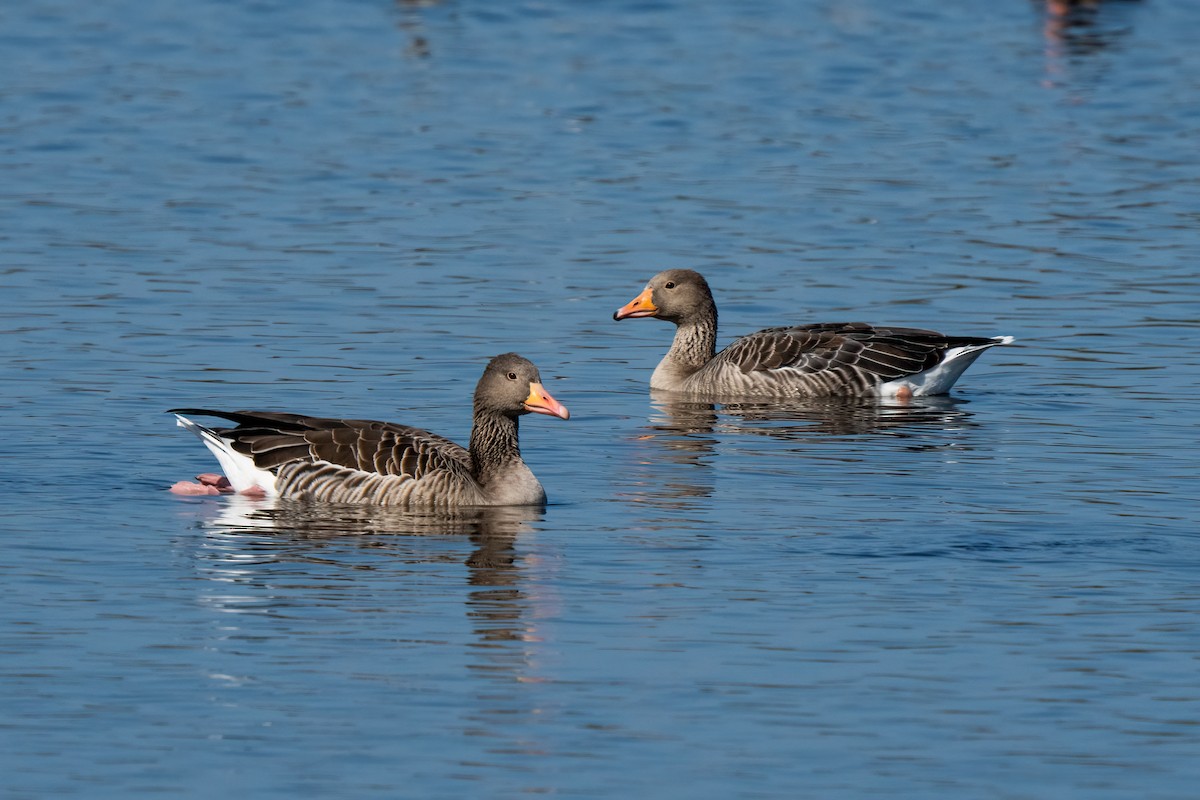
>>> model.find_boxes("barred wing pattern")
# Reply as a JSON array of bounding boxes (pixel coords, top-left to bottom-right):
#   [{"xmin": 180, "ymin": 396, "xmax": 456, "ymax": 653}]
[
  {"xmin": 173, "ymin": 409, "xmax": 482, "ymax": 506},
  {"xmin": 693, "ymin": 323, "xmax": 998, "ymax": 397}
]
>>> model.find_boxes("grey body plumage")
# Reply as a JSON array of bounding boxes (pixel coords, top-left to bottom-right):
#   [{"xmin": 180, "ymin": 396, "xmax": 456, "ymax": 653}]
[
  {"xmin": 615, "ymin": 269, "xmax": 1012, "ymax": 398},
  {"xmin": 171, "ymin": 353, "xmax": 568, "ymax": 507}
]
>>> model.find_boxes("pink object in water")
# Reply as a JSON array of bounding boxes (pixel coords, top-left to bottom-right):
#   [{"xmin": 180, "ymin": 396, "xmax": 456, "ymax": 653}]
[
  {"xmin": 169, "ymin": 481, "xmax": 221, "ymax": 496},
  {"xmin": 197, "ymin": 473, "xmax": 232, "ymax": 490},
  {"xmin": 169, "ymin": 473, "xmax": 236, "ymax": 496}
]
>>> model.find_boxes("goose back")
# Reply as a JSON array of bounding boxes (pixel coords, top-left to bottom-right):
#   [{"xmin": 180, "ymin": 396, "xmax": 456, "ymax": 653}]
[
  {"xmin": 172, "ymin": 409, "xmax": 487, "ymax": 506},
  {"xmin": 689, "ymin": 323, "xmax": 1005, "ymax": 397}
]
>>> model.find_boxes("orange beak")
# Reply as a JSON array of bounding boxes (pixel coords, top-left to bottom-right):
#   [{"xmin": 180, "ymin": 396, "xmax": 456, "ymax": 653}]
[
  {"xmin": 613, "ymin": 286, "xmax": 658, "ymax": 320},
  {"xmin": 524, "ymin": 382, "xmax": 570, "ymax": 420}
]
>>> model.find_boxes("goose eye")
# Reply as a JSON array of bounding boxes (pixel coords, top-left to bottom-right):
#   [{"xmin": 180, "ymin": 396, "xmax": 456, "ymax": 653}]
[
  {"xmin": 664, "ymin": 281, "xmax": 676, "ymax": 289},
  {"xmin": 507, "ymin": 371, "xmax": 518, "ymax": 380}
]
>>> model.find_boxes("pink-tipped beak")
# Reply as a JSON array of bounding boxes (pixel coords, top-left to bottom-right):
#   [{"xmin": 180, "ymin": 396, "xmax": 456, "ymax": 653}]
[
  {"xmin": 524, "ymin": 382, "xmax": 570, "ymax": 420},
  {"xmin": 613, "ymin": 286, "xmax": 658, "ymax": 320}
]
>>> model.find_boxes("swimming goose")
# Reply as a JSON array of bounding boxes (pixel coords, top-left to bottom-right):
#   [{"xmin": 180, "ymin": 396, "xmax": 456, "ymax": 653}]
[
  {"xmin": 614, "ymin": 269, "xmax": 1012, "ymax": 399},
  {"xmin": 169, "ymin": 353, "xmax": 569, "ymax": 507}
]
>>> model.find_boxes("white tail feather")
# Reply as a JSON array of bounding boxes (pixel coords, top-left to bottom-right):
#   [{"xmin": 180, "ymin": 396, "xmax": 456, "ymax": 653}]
[
  {"xmin": 880, "ymin": 335, "xmax": 1014, "ymax": 397},
  {"xmin": 174, "ymin": 414, "xmax": 278, "ymax": 496}
]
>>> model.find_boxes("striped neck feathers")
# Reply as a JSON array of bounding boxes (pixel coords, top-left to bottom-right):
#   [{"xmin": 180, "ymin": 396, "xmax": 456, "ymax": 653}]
[
  {"xmin": 656, "ymin": 306, "xmax": 718, "ymax": 384},
  {"xmin": 469, "ymin": 407, "xmax": 522, "ymax": 481}
]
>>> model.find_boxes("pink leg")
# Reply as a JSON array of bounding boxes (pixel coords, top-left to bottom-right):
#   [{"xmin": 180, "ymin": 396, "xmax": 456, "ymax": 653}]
[
  {"xmin": 169, "ymin": 473, "xmax": 236, "ymax": 495},
  {"xmin": 197, "ymin": 473, "xmax": 234, "ymax": 492},
  {"xmin": 169, "ymin": 480, "xmax": 222, "ymax": 496}
]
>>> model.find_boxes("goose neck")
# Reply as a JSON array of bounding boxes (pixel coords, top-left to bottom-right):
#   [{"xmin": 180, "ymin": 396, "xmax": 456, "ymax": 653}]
[
  {"xmin": 469, "ymin": 408, "xmax": 522, "ymax": 480},
  {"xmin": 667, "ymin": 314, "xmax": 717, "ymax": 372}
]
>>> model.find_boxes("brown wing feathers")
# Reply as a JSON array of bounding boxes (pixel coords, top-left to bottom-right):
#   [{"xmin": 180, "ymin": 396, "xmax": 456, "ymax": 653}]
[
  {"xmin": 722, "ymin": 324, "xmax": 983, "ymax": 382},
  {"xmin": 167, "ymin": 408, "xmax": 469, "ymax": 480}
]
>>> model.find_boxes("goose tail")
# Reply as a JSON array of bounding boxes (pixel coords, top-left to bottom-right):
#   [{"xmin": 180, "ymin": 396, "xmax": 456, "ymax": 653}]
[
  {"xmin": 173, "ymin": 413, "xmax": 278, "ymax": 496},
  {"xmin": 880, "ymin": 335, "xmax": 1014, "ymax": 397}
]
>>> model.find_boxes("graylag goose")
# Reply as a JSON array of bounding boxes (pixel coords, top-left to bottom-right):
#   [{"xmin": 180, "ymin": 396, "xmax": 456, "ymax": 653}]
[
  {"xmin": 614, "ymin": 269, "xmax": 1012, "ymax": 399},
  {"xmin": 169, "ymin": 353, "xmax": 569, "ymax": 507}
]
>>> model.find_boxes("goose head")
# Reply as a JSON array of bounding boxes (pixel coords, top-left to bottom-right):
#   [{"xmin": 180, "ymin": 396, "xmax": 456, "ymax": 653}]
[
  {"xmin": 476, "ymin": 353, "xmax": 570, "ymax": 420},
  {"xmin": 613, "ymin": 269, "xmax": 715, "ymax": 325}
]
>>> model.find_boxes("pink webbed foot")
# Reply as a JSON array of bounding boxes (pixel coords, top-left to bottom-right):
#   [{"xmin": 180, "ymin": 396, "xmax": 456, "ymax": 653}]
[
  {"xmin": 169, "ymin": 481, "xmax": 222, "ymax": 496},
  {"xmin": 169, "ymin": 473, "xmax": 236, "ymax": 495},
  {"xmin": 197, "ymin": 473, "xmax": 233, "ymax": 491}
]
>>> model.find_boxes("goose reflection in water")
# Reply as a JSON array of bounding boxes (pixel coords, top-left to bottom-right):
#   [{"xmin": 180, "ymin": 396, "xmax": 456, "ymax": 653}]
[
  {"xmin": 180, "ymin": 497, "xmax": 552, "ymax": 680},
  {"xmin": 650, "ymin": 391, "xmax": 980, "ymax": 440},
  {"xmin": 621, "ymin": 392, "xmax": 981, "ymax": 511}
]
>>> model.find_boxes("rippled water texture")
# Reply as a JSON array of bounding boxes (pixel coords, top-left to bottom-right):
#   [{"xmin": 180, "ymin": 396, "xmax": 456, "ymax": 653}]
[{"xmin": 2, "ymin": 1, "xmax": 1199, "ymax": 797}]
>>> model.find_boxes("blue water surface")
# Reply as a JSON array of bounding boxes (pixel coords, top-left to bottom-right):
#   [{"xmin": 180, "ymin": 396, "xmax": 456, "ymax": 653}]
[{"xmin": 2, "ymin": 1, "xmax": 1199, "ymax": 797}]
